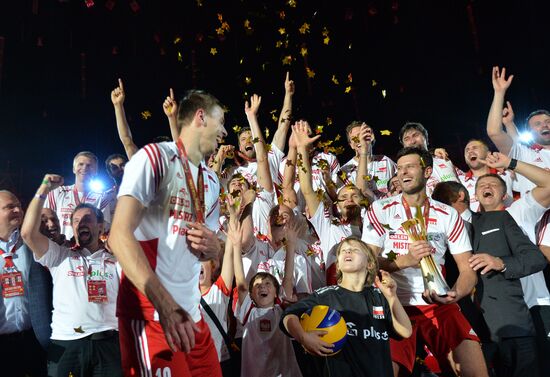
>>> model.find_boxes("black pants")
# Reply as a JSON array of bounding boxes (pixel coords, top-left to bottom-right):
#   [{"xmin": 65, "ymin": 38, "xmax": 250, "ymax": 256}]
[
  {"xmin": 47, "ymin": 331, "xmax": 122, "ymax": 377},
  {"xmin": 0, "ymin": 328, "xmax": 47, "ymax": 377},
  {"xmin": 530, "ymin": 305, "xmax": 550, "ymax": 373},
  {"xmin": 488, "ymin": 336, "xmax": 539, "ymax": 377}
]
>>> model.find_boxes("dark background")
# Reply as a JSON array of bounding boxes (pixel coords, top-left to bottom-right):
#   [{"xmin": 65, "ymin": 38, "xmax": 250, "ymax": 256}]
[{"xmin": 1, "ymin": 0, "xmax": 549, "ymax": 203}]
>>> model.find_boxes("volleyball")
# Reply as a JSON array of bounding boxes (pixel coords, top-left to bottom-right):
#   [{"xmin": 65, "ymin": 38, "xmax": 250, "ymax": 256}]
[{"xmin": 300, "ymin": 305, "xmax": 347, "ymax": 354}]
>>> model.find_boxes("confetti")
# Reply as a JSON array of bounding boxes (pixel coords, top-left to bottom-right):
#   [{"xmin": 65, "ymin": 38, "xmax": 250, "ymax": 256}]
[
  {"xmin": 326, "ymin": 117, "xmax": 333, "ymax": 126},
  {"xmin": 299, "ymin": 23, "xmax": 310, "ymax": 34},
  {"xmin": 347, "ymin": 73, "xmax": 353, "ymax": 83},
  {"xmin": 300, "ymin": 47, "xmax": 308, "ymax": 57},
  {"xmin": 306, "ymin": 67, "xmax": 316, "ymax": 78},
  {"xmin": 265, "ymin": 128, "xmax": 270, "ymax": 138},
  {"xmin": 233, "ymin": 125, "xmax": 242, "ymax": 133},
  {"xmin": 331, "ymin": 75, "xmax": 339, "ymax": 85},
  {"xmin": 279, "ymin": 10, "xmax": 286, "ymax": 19},
  {"xmin": 173, "ymin": 37, "xmax": 182, "ymax": 45},
  {"xmin": 287, "ymin": 0, "xmax": 297, "ymax": 8},
  {"xmin": 387, "ymin": 250, "xmax": 398, "ymax": 261},
  {"xmin": 245, "ymin": 77, "xmax": 252, "ymax": 85},
  {"xmin": 278, "ymin": 27, "xmax": 286, "ymax": 35},
  {"xmin": 252, "ymin": 137, "xmax": 260, "ymax": 144},
  {"xmin": 282, "ymin": 55, "xmax": 293, "ymax": 65},
  {"xmin": 276, "ymin": 41, "xmax": 283, "ymax": 48},
  {"xmin": 177, "ymin": 51, "xmax": 183, "ymax": 62},
  {"xmin": 270, "ymin": 109, "xmax": 279, "ymax": 122},
  {"xmin": 240, "ymin": 58, "xmax": 244, "ymax": 64},
  {"xmin": 372, "ymin": 80, "xmax": 377, "ymax": 86},
  {"xmin": 141, "ymin": 111, "xmax": 152, "ymax": 120},
  {"xmin": 315, "ymin": 125, "xmax": 323, "ymax": 134},
  {"xmin": 323, "ymin": 36, "xmax": 330, "ymax": 45},
  {"xmin": 210, "ymin": 48, "xmax": 218, "ymax": 55},
  {"xmin": 382, "ymin": 89, "xmax": 387, "ymax": 98},
  {"xmin": 345, "ymin": 86, "xmax": 352, "ymax": 93},
  {"xmin": 317, "ymin": 159, "xmax": 329, "ymax": 170},
  {"xmin": 335, "ymin": 134, "xmax": 341, "ymax": 141},
  {"xmin": 380, "ymin": 130, "xmax": 392, "ymax": 136}
]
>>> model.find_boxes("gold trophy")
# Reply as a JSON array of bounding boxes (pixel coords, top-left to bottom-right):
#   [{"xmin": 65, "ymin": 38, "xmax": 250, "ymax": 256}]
[{"xmin": 401, "ymin": 207, "xmax": 450, "ymax": 296}]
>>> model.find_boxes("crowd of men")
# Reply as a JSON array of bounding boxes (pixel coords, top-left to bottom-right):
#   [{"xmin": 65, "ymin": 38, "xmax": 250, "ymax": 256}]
[{"xmin": 1, "ymin": 66, "xmax": 550, "ymax": 377}]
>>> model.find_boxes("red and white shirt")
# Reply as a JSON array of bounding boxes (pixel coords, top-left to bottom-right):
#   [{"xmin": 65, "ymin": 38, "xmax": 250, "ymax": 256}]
[
  {"xmin": 44, "ymin": 184, "xmax": 114, "ymax": 239},
  {"xmin": 279, "ymin": 151, "xmax": 341, "ymax": 212},
  {"xmin": 36, "ymin": 240, "xmax": 119, "ymax": 340},
  {"xmin": 426, "ymin": 157, "xmax": 460, "ymax": 196},
  {"xmin": 308, "ymin": 202, "xmax": 362, "ymax": 286},
  {"xmin": 236, "ymin": 295, "xmax": 302, "ymax": 377},
  {"xmin": 201, "ymin": 276, "xmax": 231, "ymax": 362},
  {"xmin": 117, "ymin": 142, "xmax": 220, "ymax": 323},
  {"xmin": 338, "ymin": 155, "xmax": 397, "ymax": 197},
  {"xmin": 362, "ymin": 194, "xmax": 471, "ymax": 306},
  {"xmin": 458, "ymin": 169, "xmax": 515, "ymax": 211},
  {"xmin": 509, "ymin": 143, "xmax": 550, "ymax": 195},
  {"xmin": 220, "ymin": 144, "xmax": 285, "ymax": 188}
]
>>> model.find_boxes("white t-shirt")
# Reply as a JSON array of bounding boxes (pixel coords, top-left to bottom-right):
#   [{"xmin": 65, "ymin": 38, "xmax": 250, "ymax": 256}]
[
  {"xmin": 279, "ymin": 151, "xmax": 341, "ymax": 212},
  {"xmin": 220, "ymin": 144, "xmax": 285, "ymax": 188},
  {"xmin": 426, "ymin": 157, "xmax": 459, "ymax": 195},
  {"xmin": 244, "ymin": 238, "xmax": 312, "ymax": 295},
  {"xmin": 506, "ymin": 192, "xmax": 550, "ymax": 308},
  {"xmin": 201, "ymin": 276, "xmax": 231, "ymax": 362},
  {"xmin": 117, "ymin": 142, "xmax": 220, "ymax": 322},
  {"xmin": 236, "ymin": 294, "xmax": 302, "ymax": 377},
  {"xmin": 508, "ymin": 143, "xmax": 550, "ymax": 194},
  {"xmin": 458, "ymin": 169, "xmax": 514, "ymax": 212},
  {"xmin": 338, "ymin": 155, "xmax": 397, "ymax": 196},
  {"xmin": 362, "ymin": 194, "xmax": 471, "ymax": 306},
  {"xmin": 308, "ymin": 201, "xmax": 362, "ymax": 285},
  {"xmin": 36, "ymin": 240, "xmax": 119, "ymax": 340},
  {"xmin": 44, "ymin": 184, "xmax": 114, "ymax": 239}
]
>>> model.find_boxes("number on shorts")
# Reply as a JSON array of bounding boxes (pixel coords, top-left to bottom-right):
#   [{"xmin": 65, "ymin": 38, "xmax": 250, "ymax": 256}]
[{"xmin": 155, "ymin": 367, "xmax": 171, "ymax": 377}]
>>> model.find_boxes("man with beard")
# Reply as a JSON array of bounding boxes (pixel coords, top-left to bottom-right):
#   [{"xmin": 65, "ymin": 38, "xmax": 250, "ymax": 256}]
[
  {"xmin": 213, "ymin": 72, "xmax": 294, "ymax": 187},
  {"xmin": 39, "ymin": 208, "xmax": 69, "ymax": 246},
  {"xmin": 458, "ymin": 139, "xmax": 514, "ymax": 211},
  {"xmin": 293, "ymin": 120, "xmax": 365, "ymax": 286},
  {"xmin": 362, "ymin": 147, "xmax": 487, "ymax": 377},
  {"xmin": 43, "ymin": 151, "xmax": 114, "ymax": 239},
  {"xmin": 22, "ymin": 176, "xmax": 121, "ymax": 377},
  {"xmin": 0, "ymin": 190, "xmax": 52, "ymax": 377},
  {"xmin": 399, "ymin": 122, "xmax": 459, "ymax": 195},
  {"xmin": 105, "ymin": 153, "xmax": 127, "ymax": 192},
  {"xmin": 487, "ymin": 66, "xmax": 550, "ymax": 195}
]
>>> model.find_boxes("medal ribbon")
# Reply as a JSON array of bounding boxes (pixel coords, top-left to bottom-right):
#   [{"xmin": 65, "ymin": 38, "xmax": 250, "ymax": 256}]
[
  {"xmin": 72, "ymin": 186, "xmax": 91, "ymax": 206},
  {"xmin": 176, "ymin": 139, "xmax": 205, "ymax": 223},
  {"xmin": 402, "ymin": 196, "xmax": 431, "ymax": 233},
  {"xmin": 0, "ymin": 238, "xmax": 20, "ymax": 269}
]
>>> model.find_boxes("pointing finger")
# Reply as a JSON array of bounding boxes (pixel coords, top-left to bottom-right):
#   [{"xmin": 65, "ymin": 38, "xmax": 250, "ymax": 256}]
[
  {"xmin": 170, "ymin": 88, "xmax": 175, "ymax": 100},
  {"xmin": 118, "ymin": 78, "xmax": 124, "ymax": 90}
]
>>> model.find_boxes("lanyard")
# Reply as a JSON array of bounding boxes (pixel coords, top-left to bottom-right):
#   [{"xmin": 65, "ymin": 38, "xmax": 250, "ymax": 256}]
[
  {"xmin": 401, "ymin": 196, "xmax": 431, "ymax": 233},
  {"xmin": 72, "ymin": 186, "xmax": 90, "ymax": 206},
  {"xmin": 176, "ymin": 139, "xmax": 205, "ymax": 223},
  {"xmin": 0, "ymin": 237, "xmax": 20, "ymax": 269}
]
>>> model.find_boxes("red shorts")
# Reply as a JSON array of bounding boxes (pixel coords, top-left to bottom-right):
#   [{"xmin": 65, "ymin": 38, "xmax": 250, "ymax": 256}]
[
  {"xmin": 390, "ymin": 303, "xmax": 479, "ymax": 373},
  {"xmin": 119, "ymin": 317, "xmax": 222, "ymax": 377}
]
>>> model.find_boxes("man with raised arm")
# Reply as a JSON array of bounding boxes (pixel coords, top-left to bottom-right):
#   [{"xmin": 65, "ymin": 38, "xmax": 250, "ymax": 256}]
[
  {"xmin": 44, "ymin": 151, "xmax": 113, "ymax": 239},
  {"xmin": 213, "ymin": 72, "xmax": 293, "ymax": 187},
  {"xmin": 109, "ymin": 90, "xmax": 227, "ymax": 377},
  {"xmin": 339, "ymin": 121, "xmax": 397, "ymax": 198},
  {"xmin": 362, "ymin": 147, "xmax": 487, "ymax": 377},
  {"xmin": 486, "ymin": 66, "xmax": 550, "ymax": 195},
  {"xmin": 293, "ymin": 120, "xmax": 365, "ymax": 285}
]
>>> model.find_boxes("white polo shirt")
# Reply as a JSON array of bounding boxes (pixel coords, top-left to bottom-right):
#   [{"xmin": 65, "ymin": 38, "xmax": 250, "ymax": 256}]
[
  {"xmin": 36, "ymin": 239, "xmax": 119, "ymax": 340},
  {"xmin": 338, "ymin": 155, "xmax": 397, "ymax": 197},
  {"xmin": 508, "ymin": 143, "xmax": 550, "ymax": 195},
  {"xmin": 117, "ymin": 142, "xmax": 220, "ymax": 323},
  {"xmin": 426, "ymin": 157, "xmax": 460, "ymax": 195},
  {"xmin": 458, "ymin": 169, "xmax": 514, "ymax": 212},
  {"xmin": 362, "ymin": 194, "xmax": 471, "ymax": 306}
]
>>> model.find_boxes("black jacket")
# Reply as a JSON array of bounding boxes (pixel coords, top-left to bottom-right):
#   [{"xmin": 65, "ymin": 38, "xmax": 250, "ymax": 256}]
[{"xmin": 471, "ymin": 210, "xmax": 547, "ymax": 340}]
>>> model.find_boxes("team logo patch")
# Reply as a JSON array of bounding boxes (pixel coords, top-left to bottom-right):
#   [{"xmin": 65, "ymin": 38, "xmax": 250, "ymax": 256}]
[
  {"xmin": 393, "ymin": 213, "xmax": 401, "ymax": 219},
  {"xmin": 373, "ymin": 306, "xmax": 385, "ymax": 319},
  {"xmin": 260, "ymin": 319, "xmax": 271, "ymax": 332}
]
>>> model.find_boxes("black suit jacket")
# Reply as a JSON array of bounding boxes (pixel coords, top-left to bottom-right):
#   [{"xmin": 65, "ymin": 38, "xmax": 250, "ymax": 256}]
[{"xmin": 471, "ymin": 210, "xmax": 547, "ymax": 340}]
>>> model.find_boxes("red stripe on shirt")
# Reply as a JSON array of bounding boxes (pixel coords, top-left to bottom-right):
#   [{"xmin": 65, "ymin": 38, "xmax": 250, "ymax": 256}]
[
  {"xmin": 448, "ymin": 218, "xmax": 464, "ymax": 243},
  {"xmin": 143, "ymin": 145, "xmax": 160, "ymax": 192},
  {"xmin": 367, "ymin": 208, "xmax": 385, "ymax": 236}
]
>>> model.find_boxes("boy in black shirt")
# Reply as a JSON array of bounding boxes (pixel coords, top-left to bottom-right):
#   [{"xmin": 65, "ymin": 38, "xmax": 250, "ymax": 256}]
[{"xmin": 281, "ymin": 237, "xmax": 412, "ymax": 377}]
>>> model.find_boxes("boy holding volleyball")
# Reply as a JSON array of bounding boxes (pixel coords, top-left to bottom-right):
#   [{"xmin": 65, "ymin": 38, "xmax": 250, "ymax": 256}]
[{"xmin": 281, "ymin": 237, "xmax": 412, "ymax": 377}]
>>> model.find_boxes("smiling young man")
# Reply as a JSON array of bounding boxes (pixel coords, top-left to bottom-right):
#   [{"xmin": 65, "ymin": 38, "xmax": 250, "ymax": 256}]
[
  {"xmin": 22, "ymin": 175, "xmax": 121, "ymax": 377},
  {"xmin": 43, "ymin": 151, "xmax": 114, "ymax": 239},
  {"xmin": 362, "ymin": 147, "xmax": 487, "ymax": 377},
  {"xmin": 458, "ymin": 139, "xmax": 514, "ymax": 211},
  {"xmin": 108, "ymin": 89, "xmax": 227, "ymax": 377}
]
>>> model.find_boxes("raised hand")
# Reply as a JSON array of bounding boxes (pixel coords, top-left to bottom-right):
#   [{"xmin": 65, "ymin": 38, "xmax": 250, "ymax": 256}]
[
  {"xmin": 492, "ymin": 66, "xmax": 514, "ymax": 93},
  {"xmin": 502, "ymin": 100, "xmax": 515, "ymax": 126},
  {"xmin": 41, "ymin": 174, "xmax": 64, "ymax": 191},
  {"xmin": 284, "ymin": 71, "xmax": 295, "ymax": 96},
  {"xmin": 433, "ymin": 148, "xmax": 449, "ymax": 161},
  {"xmin": 478, "ymin": 151, "xmax": 511, "ymax": 171},
  {"xmin": 358, "ymin": 123, "xmax": 373, "ymax": 153},
  {"xmin": 163, "ymin": 88, "xmax": 178, "ymax": 118},
  {"xmin": 292, "ymin": 120, "xmax": 321, "ymax": 148},
  {"xmin": 244, "ymin": 94, "xmax": 261, "ymax": 117},
  {"xmin": 111, "ymin": 78, "xmax": 125, "ymax": 106},
  {"xmin": 375, "ymin": 270, "xmax": 397, "ymax": 298}
]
